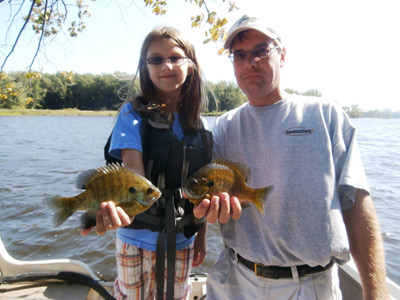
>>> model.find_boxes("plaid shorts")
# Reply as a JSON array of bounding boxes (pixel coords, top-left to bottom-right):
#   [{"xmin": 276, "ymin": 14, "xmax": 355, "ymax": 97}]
[{"xmin": 113, "ymin": 236, "xmax": 194, "ymax": 300}]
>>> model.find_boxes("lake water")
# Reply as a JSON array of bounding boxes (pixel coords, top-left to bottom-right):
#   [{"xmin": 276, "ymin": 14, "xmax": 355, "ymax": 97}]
[{"xmin": 0, "ymin": 116, "xmax": 399, "ymax": 285}]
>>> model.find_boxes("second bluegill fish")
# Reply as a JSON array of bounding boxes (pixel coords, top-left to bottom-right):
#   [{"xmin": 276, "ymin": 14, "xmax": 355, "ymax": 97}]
[{"xmin": 183, "ymin": 158, "xmax": 273, "ymax": 214}]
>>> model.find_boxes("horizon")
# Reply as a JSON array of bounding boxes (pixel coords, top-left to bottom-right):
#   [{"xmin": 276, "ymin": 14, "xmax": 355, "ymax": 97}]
[{"xmin": 1, "ymin": 0, "xmax": 400, "ymax": 111}]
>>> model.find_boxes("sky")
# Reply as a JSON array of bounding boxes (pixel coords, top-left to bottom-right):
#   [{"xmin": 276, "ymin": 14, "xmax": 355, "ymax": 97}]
[{"xmin": 1, "ymin": 0, "xmax": 400, "ymax": 111}]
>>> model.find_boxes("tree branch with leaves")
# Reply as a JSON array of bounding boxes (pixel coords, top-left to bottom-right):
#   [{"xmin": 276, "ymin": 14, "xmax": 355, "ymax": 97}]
[{"xmin": 1, "ymin": 0, "xmax": 237, "ymax": 73}]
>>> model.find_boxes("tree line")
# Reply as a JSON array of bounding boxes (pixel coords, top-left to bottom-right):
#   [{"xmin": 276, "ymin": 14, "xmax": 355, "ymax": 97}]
[
  {"xmin": 342, "ymin": 104, "xmax": 400, "ymax": 119},
  {"xmin": 1, "ymin": 71, "xmax": 399, "ymax": 118},
  {"xmin": 0, "ymin": 71, "xmax": 247, "ymax": 113}
]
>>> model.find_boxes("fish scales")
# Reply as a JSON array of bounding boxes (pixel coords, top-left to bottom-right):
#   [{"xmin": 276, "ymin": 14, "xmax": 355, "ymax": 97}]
[
  {"xmin": 74, "ymin": 168, "xmax": 127, "ymax": 210},
  {"xmin": 44, "ymin": 163, "xmax": 161, "ymax": 227},
  {"xmin": 183, "ymin": 158, "xmax": 274, "ymax": 214}
]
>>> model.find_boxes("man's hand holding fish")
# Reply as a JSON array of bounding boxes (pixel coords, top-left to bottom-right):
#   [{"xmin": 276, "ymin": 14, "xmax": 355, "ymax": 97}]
[
  {"xmin": 182, "ymin": 159, "xmax": 274, "ymax": 223},
  {"xmin": 192, "ymin": 192, "xmax": 242, "ymax": 224}
]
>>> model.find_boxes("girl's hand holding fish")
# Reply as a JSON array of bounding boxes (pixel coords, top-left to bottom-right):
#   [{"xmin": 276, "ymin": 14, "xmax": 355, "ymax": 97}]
[
  {"xmin": 80, "ymin": 201, "xmax": 134, "ymax": 236},
  {"xmin": 45, "ymin": 163, "xmax": 161, "ymax": 234},
  {"xmin": 192, "ymin": 192, "xmax": 242, "ymax": 224}
]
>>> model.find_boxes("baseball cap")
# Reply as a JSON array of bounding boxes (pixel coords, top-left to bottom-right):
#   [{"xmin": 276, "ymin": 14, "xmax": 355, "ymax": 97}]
[{"xmin": 224, "ymin": 15, "xmax": 281, "ymax": 50}]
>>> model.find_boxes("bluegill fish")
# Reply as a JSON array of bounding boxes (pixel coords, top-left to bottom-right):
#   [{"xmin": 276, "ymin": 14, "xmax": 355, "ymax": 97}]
[
  {"xmin": 183, "ymin": 158, "xmax": 273, "ymax": 214},
  {"xmin": 44, "ymin": 163, "xmax": 161, "ymax": 227}
]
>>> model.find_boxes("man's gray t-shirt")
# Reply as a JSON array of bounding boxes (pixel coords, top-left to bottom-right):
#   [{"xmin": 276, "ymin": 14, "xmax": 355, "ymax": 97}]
[{"xmin": 212, "ymin": 95, "xmax": 369, "ymax": 267}]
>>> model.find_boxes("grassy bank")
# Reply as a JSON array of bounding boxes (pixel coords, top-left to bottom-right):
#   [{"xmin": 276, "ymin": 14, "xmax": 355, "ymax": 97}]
[
  {"xmin": 0, "ymin": 108, "xmax": 118, "ymax": 116},
  {"xmin": 0, "ymin": 108, "xmax": 223, "ymax": 117}
]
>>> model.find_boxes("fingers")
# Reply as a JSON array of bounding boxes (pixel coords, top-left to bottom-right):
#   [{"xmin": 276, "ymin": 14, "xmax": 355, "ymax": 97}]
[
  {"xmin": 193, "ymin": 199, "xmax": 211, "ymax": 219},
  {"xmin": 194, "ymin": 193, "xmax": 243, "ymax": 224},
  {"xmin": 218, "ymin": 193, "xmax": 231, "ymax": 223},
  {"xmin": 192, "ymin": 249, "xmax": 206, "ymax": 267},
  {"xmin": 206, "ymin": 196, "xmax": 220, "ymax": 224},
  {"xmin": 230, "ymin": 196, "xmax": 242, "ymax": 220},
  {"xmin": 95, "ymin": 206, "xmax": 106, "ymax": 235},
  {"xmin": 192, "ymin": 241, "xmax": 207, "ymax": 267},
  {"xmin": 105, "ymin": 202, "xmax": 122, "ymax": 229},
  {"xmin": 116, "ymin": 206, "xmax": 135, "ymax": 226},
  {"xmin": 192, "ymin": 197, "xmax": 219, "ymax": 224},
  {"xmin": 94, "ymin": 202, "xmax": 133, "ymax": 235},
  {"xmin": 192, "ymin": 250, "xmax": 200, "ymax": 267},
  {"xmin": 208, "ymin": 193, "xmax": 233, "ymax": 224},
  {"xmin": 80, "ymin": 227, "xmax": 93, "ymax": 236}
]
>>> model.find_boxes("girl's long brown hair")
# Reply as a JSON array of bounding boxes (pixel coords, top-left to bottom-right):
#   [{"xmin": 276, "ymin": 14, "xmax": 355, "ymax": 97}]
[{"xmin": 127, "ymin": 26, "xmax": 207, "ymax": 133}]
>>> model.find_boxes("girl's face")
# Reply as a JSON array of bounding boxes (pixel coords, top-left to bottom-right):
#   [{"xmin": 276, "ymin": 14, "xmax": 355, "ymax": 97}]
[{"xmin": 145, "ymin": 39, "xmax": 192, "ymax": 103}]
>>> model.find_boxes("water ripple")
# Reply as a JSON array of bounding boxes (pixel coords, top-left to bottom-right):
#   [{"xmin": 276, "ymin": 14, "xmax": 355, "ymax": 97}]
[{"xmin": 1, "ymin": 116, "xmax": 399, "ymax": 285}]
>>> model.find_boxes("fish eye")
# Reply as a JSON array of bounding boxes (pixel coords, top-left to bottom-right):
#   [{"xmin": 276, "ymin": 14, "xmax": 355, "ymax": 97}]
[
  {"xmin": 129, "ymin": 187, "xmax": 136, "ymax": 194},
  {"xmin": 206, "ymin": 181, "xmax": 214, "ymax": 188},
  {"xmin": 147, "ymin": 188, "xmax": 154, "ymax": 194}
]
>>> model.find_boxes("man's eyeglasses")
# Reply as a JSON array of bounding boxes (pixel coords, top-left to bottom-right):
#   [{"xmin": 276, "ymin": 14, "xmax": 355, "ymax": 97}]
[
  {"xmin": 229, "ymin": 45, "xmax": 280, "ymax": 63},
  {"xmin": 145, "ymin": 56, "xmax": 188, "ymax": 66}
]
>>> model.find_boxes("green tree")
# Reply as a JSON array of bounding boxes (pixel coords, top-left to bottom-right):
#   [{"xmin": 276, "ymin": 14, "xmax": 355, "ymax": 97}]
[
  {"xmin": 79, "ymin": 74, "xmax": 119, "ymax": 110},
  {"xmin": 303, "ymin": 89, "xmax": 322, "ymax": 97},
  {"xmin": 27, "ymin": 73, "xmax": 46, "ymax": 109},
  {"xmin": 343, "ymin": 104, "xmax": 363, "ymax": 118},
  {"xmin": 284, "ymin": 88, "xmax": 323, "ymax": 97},
  {"xmin": 210, "ymin": 81, "xmax": 246, "ymax": 112},
  {"xmin": 0, "ymin": 72, "xmax": 37, "ymax": 108},
  {"xmin": 66, "ymin": 73, "xmax": 96, "ymax": 110},
  {"xmin": 41, "ymin": 74, "xmax": 68, "ymax": 109}
]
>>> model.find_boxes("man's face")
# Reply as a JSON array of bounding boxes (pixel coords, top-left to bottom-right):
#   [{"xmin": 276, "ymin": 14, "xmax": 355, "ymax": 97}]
[{"xmin": 231, "ymin": 29, "xmax": 285, "ymax": 106}]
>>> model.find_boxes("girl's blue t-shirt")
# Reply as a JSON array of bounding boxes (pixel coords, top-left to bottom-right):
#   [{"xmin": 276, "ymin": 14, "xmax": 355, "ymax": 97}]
[{"xmin": 109, "ymin": 102, "xmax": 194, "ymax": 251}]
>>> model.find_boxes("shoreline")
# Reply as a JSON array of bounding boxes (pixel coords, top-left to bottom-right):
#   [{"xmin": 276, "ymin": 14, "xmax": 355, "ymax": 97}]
[
  {"xmin": 0, "ymin": 108, "xmax": 223, "ymax": 117},
  {"xmin": 0, "ymin": 108, "xmax": 117, "ymax": 116}
]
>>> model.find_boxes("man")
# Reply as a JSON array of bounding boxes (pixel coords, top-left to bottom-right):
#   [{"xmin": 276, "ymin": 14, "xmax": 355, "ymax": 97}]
[{"xmin": 193, "ymin": 15, "xmax": 389, "ymax": 299}]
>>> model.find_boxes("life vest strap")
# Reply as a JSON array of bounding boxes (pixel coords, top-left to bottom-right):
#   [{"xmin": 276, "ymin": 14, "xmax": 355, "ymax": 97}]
[{"xmin": 156, "ymin": 194, "xmax": 176, "ymax": 300}]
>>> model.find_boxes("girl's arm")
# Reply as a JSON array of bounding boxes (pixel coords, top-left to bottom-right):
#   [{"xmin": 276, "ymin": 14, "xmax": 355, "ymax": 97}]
[
  {"xmin": 121, "ymin": 148, "xmax": 145, "ymax": 176},
  {"xmin": 192, "ymin": 222, "xmax": 207, "ymax": 267}
]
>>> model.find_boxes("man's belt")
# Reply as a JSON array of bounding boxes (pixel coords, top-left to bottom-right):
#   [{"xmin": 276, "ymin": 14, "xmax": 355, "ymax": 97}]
[{"xmin": 237, "ymin": 253, "xmax": 334, "ymax": 279}]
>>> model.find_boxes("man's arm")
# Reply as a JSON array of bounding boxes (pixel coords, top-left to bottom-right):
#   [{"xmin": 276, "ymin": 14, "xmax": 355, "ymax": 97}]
[{"xmin": 342, "ymin": 189, "xmax": 389, "ymax": 299}]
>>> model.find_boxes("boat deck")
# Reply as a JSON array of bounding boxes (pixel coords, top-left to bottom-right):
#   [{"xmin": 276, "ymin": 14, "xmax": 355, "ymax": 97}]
[
  {"xmin": 1, "ymin": 236, "xmax": 399, "ymax": 300},
  {"xmin": 0, "ymin": 282, "xmax": 91, "ymax": 300}
]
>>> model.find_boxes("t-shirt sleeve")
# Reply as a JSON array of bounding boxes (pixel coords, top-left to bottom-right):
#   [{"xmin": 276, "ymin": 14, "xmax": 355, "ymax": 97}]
[
  {"xmin": 109, "ymin": 102, "xmax": 143, "ymax": 161},
  {"xmin": 332, "ymin": 108, "xmax": 370, "ymax": 210}
]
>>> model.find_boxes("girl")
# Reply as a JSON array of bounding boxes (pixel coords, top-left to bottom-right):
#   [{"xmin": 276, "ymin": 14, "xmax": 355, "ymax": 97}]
[{"xmin": 85, "ymin": 27, "xmax": 211, "ymax": 300}]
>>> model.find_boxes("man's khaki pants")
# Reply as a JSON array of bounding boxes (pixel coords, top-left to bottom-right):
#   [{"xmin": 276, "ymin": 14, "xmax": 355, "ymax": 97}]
[{"xmin": 206, "ymin": 247, "xmax": 342, "ymax": 300}]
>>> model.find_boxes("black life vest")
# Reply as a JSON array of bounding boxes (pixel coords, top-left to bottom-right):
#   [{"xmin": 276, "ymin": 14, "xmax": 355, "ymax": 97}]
[
  {"xmin": 104, "ymin": 111, "xmax": 212, "ymax": 300},
  {"xmin": 104, "ymin": 113, "xmax": 213, "ymax": 238}
]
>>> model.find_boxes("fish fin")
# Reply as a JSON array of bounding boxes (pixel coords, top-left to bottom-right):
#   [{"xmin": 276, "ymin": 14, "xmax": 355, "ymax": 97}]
[
  {"xmin": 212, "ymin": 158, "xmax": 252, "ymax": 182},
  {"xmin": 74, "ymin": 163, "xmax": 126, "ymax": 189},
  {"xmin": 253, "ymin": 185, "xmax": 274, "ymax": 215},
  {"xmin": 43, "ymin": 196, "xmax": 73, "ymax": 227},
  {"xmin": 80, "ymin": 211, "xmax": 96, "ymax": 229},
  {"xmin": 74, "ymin": 168, "xmax": 97, "ymax": 189}
]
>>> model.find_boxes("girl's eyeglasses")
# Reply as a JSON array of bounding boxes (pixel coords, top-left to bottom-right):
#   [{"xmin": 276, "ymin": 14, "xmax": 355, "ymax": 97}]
[{"xmin": 145, "ymin": 56, "xmax": 188, "ymax": 65}]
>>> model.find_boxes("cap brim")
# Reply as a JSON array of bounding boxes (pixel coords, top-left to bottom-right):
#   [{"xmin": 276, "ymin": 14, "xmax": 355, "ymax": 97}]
[{"xmin": 224, "ymin": 26, "xmax": 279, "ymax": 50}]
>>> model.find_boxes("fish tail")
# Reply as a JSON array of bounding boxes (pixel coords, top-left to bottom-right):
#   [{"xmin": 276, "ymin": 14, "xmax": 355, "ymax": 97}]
[
  {"xmin": 253, "ymin": 185, "xmax": 274, "ymax": 215},
  {"xmin": 43, "ymin": 196, "xmax": 74, "ymax": 227}
]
